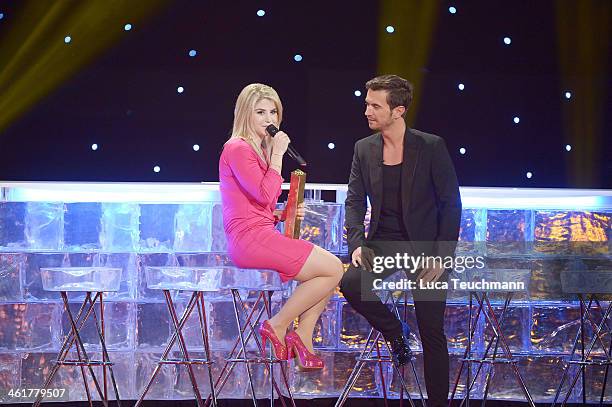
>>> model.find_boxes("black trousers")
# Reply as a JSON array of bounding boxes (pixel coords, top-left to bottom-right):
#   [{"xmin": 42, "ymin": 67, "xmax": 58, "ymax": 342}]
[{"xmin": 340, "ymin": 249, "xmax": 449, "ymax": 407}]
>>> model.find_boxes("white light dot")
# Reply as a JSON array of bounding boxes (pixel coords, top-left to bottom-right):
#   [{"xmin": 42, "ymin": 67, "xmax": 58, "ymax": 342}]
[
  {"xmin": 257, "ymin": 9, "xmax": 265, "ymax": 17},
  {"xmin": 177, "ymin": 86, "xmax": 184, "ymax": 93},
  {"xmin": 459, "ymin": 147, "xmax": 466, "ymax": 155},
  {"xmin": 193, "ymin": 144, "xmax": 200, "ymax": 151},
  {"xmin": 458, "ymin": 83, "xmax": 465, "ymax": 91},
  {"xmin": 354, "ymin": 90, "xmax": 362, "ymax": 97},
  {"xmin": 328, "ymin": 142, "xmax": 335, "ymax": 150},
  {"xmin": 513, "ymin": 116, "xmax": 520, "ymax": 124},
  {"xmin": 153, "ymin": 166, "xmax": 161, "ymax": 173},
  {"xmin": 124, "ymin": 23, "xmax": 132, "ymax": 31},
  {"xmin": 449, "ymin": 6, "xmax": 457, "ymax": 14},
  {"xmin": 386, "ymin": 25, "xmax": 395, "ymax": 33},
  {"xmin": 91, "ymin": 144, "xmax": 98, "ymax": 151},
  {"xmin": 188, "ymin": 49, "xmax": 197, "ymax": 57},
  {"xmin": 503, "ymin": 37, "xmax": 512, "ymax": 45},
  {"xmin": 64, "ymin": 36, "xmax": 71, "ymax": 44},
  {"xmin": 0, "ymin": 13, "xmax": 4, "ymax": 20},
  {"xmin": 564, "ymin": 91, "xmax": 572, "ymax": 99},
  {"xmin": 526, "ymin": 171, "xmax": 533, "ymax": 179},
  {"xmin": 293, "ymin": 54, "xmax": 303, "ymax": 62},
  {"xmin": 565, "ymin": 144, "xmax": 572, "ymax": 152}
]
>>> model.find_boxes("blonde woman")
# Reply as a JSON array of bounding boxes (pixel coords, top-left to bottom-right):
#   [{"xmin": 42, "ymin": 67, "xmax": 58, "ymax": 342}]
[{"xmin": 219, "ymin": 83, "xmax": 343, "ymax": 370}]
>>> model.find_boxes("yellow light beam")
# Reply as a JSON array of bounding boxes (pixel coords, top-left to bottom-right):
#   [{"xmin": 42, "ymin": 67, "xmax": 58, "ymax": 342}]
[
  {"xmin": 0, "ymin": 0, "xmax": 169, "ymax": 135},
  {"xmin": 556, "ymin": 1, "xmax": 610, "ymax": 187},
  {"xmin": 377, "ymin": 0, "xmax": 440, "ymax": 125}
]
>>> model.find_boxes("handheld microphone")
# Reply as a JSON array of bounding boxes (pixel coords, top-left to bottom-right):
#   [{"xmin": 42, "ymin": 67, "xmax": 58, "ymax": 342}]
[{"xmin": 265, "ymin": 124, "xmax": 307, "ymax": 167}]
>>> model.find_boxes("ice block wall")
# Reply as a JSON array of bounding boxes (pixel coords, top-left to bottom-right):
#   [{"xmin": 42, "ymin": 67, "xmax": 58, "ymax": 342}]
[{"xmin": 0, "ymin": 182, "xmax": 611, "ymax": 403}]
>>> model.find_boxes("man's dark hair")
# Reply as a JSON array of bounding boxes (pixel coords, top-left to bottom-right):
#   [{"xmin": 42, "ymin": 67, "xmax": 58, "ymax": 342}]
[{"xmin": 365, "ymin": 75, "xmax": 413, "ymax": 116}]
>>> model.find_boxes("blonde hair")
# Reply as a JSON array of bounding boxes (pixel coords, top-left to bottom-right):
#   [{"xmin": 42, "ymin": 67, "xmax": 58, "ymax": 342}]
[{"xmin": 227, "ymin": 83, "xmax": 283, "ymax": 162}]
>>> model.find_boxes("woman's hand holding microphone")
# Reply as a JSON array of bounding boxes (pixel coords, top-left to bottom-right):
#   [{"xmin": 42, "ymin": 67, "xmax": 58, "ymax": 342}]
[{"xmin": 270, "ymin": 131, "xmax": 290, "ymax": 173}]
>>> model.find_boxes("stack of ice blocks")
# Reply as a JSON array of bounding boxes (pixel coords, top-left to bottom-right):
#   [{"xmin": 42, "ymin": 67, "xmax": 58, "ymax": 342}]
[{"xmin": 0, "ymin": 184, "xmax": 610, "ymax": 403}]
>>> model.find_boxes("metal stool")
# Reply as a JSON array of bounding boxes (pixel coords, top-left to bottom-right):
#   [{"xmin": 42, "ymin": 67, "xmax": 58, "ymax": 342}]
[
  {"xmin": 34, "ymin": 267, "xmax": 123, "ymax": 407},
  {"xmin": 336, "ymin": 271, "xmax": 427, "ymax": 407},
  {"xmin": 552, "ymin": 270, "xmax": 612, "ymax": 406},
  {"xmin": 449, "ymin": 268, "xmax": 534, "ymax": 407},
  {"xmin": 208, "ymin": 266, "xmax": 295, "ymax": 407},
  {"xmin": 134, "ymin": 266, "xmax": 220, "ymax": 407}
]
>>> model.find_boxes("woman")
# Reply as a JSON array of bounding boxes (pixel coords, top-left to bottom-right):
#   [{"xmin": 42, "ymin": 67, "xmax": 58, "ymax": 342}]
[{"xmin": 219, "ymin": 83, "xmax": 343, "ymax": 370}]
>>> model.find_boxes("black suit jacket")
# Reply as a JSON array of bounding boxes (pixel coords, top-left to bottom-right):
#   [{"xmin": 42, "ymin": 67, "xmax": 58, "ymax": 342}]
[{"xmin": 345, "ymin": 127, "xmax": 462, "ymax": 259}]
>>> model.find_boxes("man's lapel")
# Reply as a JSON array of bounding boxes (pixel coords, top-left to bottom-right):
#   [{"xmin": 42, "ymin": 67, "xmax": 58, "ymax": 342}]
[
  {"xmin": 368, "ymin": 134, "xmax": 383, "ymax": 224},
  {"xmin": 401, "ymin": 128, "xmax": 422, "ymax": 207}
]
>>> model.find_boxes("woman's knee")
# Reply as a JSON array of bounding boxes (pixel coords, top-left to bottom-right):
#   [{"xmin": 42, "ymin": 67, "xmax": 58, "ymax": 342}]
[
  {"xmin": 330, "ymin": 256, "xmax": 344, "ymax": 281},
  {"xmin": 314, "ymin": 246, "xmax": 343, "ymax": 277},
  {"xmin": 296, "ymin": 246, "xmax": 340, "ymax": 281},
  {"xmin": 339, "ymin": 267, "xmax": 360, "ymax": 299}
]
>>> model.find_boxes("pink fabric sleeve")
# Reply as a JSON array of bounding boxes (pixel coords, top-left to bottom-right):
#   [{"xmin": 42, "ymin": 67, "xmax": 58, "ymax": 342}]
[{"xmin": 226, "ymin": 142, "xmax": 283, "ymax": 206}]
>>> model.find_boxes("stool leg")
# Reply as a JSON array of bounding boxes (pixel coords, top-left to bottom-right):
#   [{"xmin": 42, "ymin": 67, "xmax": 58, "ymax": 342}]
[
  {"xmin": 480, "ymin": 293, "xmax": 513, "ymax": 406},
  {"xmin": 450, "ymin": 292, "xmax": 485, "ymax": 406},
  {"xmin": 62, "ymin": 292, "xmax": 109, "ymax": 406},
  {"xmin": 387, "ymin": 295, "xmax": 420, "ymax": 407},
  {"xmin": 335, "ymin": 327, "xmax": 378, "ymax": 407},
  {"xmin": 373, "ymin": 340, "xmax": 389, "ymax": 406},
  {"xmin": 240, "ymin": 291, "xmax": 291, "ymax": 407},
  {"xmin": 581, "ymin": 298, "xmax": 612, "ymax": 407},
  {"xmin": 231, "ymin": 289, "xmax": 259, "ymax": 406},
  {"xmin": 335, "ymin": 360, "xmax": 365, "ymax": 407},
  {"xmin": 597, "ymin": 301, "xmax": 612, "ymax": 406},
  {"xmin": 195, "ymin": 292, "xmax": 218, "ymax": 407},
  {"xmin": 208, "ymin": 303, "xmax": 267, "ymax": 403},
  {"xmin": 467, "ymin": 292, "xmax": 476, "ymax": 407},
  {"xmin": 563, "ymin": 296, "xmax": 612, "ymax": 405},
  {"xmin": 380, "ymin": 336, "xmax": 417, "ymax": 407},
  {"xmin": 165, "ymin": 291, "xmax": 205, "ymax": 406},
  {"xmin": 263, "ymin": 291, "xmax": 275, "ymax": 407},
  {"xmin": 456, "ymin": 292, "xmax": 484, "ymax": 407},
  {"xmin": 32, "ymin": 295, "xmax": 92, "ymax": 407},
  {"xmin": 581, "ymin": 296, "xmax": 587, "ymax": 404},
  {"xmin": 560, "ymin": 296, "xmax": 593, "ymax": 405},
  {"xmin": 482, "ymin": 295, "xmax": 535, "ymax": 407},
  {"xmin": 600, "ymin": 322, "xmax": 612, "ymax": 406},
  {"xmin": 87, "ymin": 293, "xmax": 122, "ymax": 406},
  {"xmin": 391, "ymin": 294, "xmax": 426, "ymax": 406},
  {"xmin": 460, "ymin": 293, "xmax": 502, "ymax": 406},
  {"xmin": 551, "ymin": 298, "xmax": 596, "ymax": 406},
  {"xmin": 100, "ymin": 293, "xmax": 107, "ymax": 401},
  {"xmin": 583, "ymin": 298, "xmax": 612, "ymax": 362},
  {"xmin": 466, "ymin": 294, "xmax": 488, "ymax": 405},
  {"xmin": 134, "ymin": 291, "xmax": 200, "ymax": 407},
  {"xmin": 263, "ymin": 290, "xmax": 295, "ymax": 407},
  {"xmin": 74, "ymin": 332, "xmax": 94, "ymax": 407},
  {"xmin": 465, "ymin": 292, "xmax": 477, "ymax": 407}
]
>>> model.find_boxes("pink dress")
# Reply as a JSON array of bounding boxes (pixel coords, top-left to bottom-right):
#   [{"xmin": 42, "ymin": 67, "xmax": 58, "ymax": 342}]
[{"xmin": 219, "ymin": 138, "xmax": 314, "ymax": 282}]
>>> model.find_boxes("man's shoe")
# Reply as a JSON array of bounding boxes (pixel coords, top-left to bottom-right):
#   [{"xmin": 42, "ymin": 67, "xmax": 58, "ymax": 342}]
[{"xmin": 389, "ymin": 322, "xmax": 412, "ymax": 366}]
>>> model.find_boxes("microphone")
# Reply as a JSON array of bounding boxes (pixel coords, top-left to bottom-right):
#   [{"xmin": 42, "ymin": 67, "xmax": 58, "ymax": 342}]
[{"xmin": 265, "ymin": 124, "xmax": 307, "ymax": 167}]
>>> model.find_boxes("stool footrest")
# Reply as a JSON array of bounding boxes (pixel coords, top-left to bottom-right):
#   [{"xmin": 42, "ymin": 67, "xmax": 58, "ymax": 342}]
[
  {"xmin": 567, "ymin": 359, "xmax": 612, "ymax": 366},
  {"xmin": 159, "ymin": 358, "xmax": 213, "ymax": 365},
  {"xmin": 357, "ymin": 355, "xmax": 416, "ymax": 363},
  {"xmin": 58, "ymin": 360, "xmax": 114, "ymax": 367},
  {"xmin": 226, "ymin": 357, "xmax": 286, "ymax": 364},
  {"xmin": 462, "ymin": 357, "xmax": 517, "ymax": 364}
]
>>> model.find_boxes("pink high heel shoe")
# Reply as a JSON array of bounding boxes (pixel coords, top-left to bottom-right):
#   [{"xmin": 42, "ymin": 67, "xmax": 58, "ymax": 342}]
[
  {"xmin": 259, "ymin": 320, "xmax": 288, "ymax": 360},
  {"xmin": 285, "ymin": 331, "xmax": 324, "ymax": 370}
]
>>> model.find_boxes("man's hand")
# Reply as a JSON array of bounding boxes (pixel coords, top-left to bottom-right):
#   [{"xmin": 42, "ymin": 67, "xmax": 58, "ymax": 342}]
[
  {"xmin": 351, "ymin": 246, "xmax": 375, "ymax": 272},
  {"xmin": 296, "ymin": 202, "xmax": 305, "ymax": 221},
  {"xmin": 417, "ymin": 264, "xmax": 446, "ymax": 284}
]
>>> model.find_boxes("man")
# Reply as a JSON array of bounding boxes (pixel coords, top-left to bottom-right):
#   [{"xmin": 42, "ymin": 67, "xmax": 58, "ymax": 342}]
[{"xmin": 340, "ymin": 74, "xmax": 462, "ymax": 407}]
